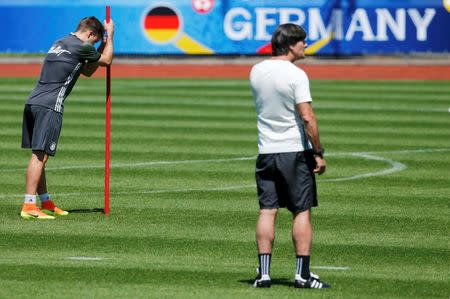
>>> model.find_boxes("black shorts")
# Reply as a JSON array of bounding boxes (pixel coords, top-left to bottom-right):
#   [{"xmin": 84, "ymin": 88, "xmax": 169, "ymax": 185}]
[
  {"xmin": 255, "ymin": 151, "xmax": 318, "ymax": 214},
  {"xmin": 21, "ymin": 104, "xmax": 63, "ymax": 156}
]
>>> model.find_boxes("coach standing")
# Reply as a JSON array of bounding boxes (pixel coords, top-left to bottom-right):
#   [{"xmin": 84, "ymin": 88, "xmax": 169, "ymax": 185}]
[
  {"xmin": 249, "ymin": 23, "xmax": 330, "ymax": 289},
  {"xmin": 20, "ymin": 16, "xmax": 115, "ymax": 220}
]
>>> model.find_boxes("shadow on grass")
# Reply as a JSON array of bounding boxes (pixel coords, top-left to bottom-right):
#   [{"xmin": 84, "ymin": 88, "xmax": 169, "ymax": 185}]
[
  {"xmin": 239, "ymin": 278, "xmax": 292, "ymax": 287},
  {"xmin": 66, "ymin": 208, "xmax": 105, "ymax": 214}
]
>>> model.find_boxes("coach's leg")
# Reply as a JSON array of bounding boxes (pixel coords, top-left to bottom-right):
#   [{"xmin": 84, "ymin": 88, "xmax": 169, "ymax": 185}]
[
  {"xmin": 292, "ymin": 209, "xmax": 312, "ymax": 255},
  {"xmin": 26, "ymin": 150, "xmax": 48, "ymax": 195},
  {"xmin": 256, "ymin": 208, "xmax": 278, "ymax": 253},
  {"xmin": 254, "ymin": 208, "xmax": 277, "ymax": 284},
  {"xmin": 292, "ymin": 209, "xmax": 312, "ymax": 279}
]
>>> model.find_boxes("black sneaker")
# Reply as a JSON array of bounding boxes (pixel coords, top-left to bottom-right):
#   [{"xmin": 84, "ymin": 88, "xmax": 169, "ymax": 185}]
[
  {"xmin": 253, "ymin": 267, "xmax": 271, "ymax": 288},
  {"xmin": 294, "ymin": 273, "xmax": 331, "ymax": 289}
]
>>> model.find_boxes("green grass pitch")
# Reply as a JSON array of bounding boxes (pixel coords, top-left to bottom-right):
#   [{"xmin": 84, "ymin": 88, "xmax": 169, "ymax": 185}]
[{"xmin": 0, "ymin": 77, "xmax": 449, "ymax": 298}]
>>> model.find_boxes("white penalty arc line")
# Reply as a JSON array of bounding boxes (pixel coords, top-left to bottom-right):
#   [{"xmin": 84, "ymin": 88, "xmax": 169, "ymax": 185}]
[
  {"xmin": 1, "ymin": 148, "xmax": 448, "ymax": 173},
  {"xmin": 322, "ymin": 153, "xmax": 406, "ymax": 182},
  {"xmin": 0, "ymin": 148, "xmax": 448, "ymax": 199},
  {"xmin": 27, "ymin": 153, "xmax": 403, "ymax": 198}
]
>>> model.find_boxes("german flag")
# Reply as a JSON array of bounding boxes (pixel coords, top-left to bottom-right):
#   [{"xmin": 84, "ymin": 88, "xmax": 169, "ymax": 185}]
[{"xmin": 143, "ymin": 6, "xmax": 180, "ymax": 43}]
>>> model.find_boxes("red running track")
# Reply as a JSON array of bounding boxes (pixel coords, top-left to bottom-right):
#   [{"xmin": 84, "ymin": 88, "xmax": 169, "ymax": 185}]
[{"xmin": 0, "ymin": 63, "xmax": 449, "ymax": 80}]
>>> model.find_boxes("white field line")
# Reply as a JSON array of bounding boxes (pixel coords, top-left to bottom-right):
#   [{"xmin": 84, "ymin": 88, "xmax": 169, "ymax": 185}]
[
  {"xmin": 311, "ymin": 266, "xmax": 350, "ymax": 271},
  {"xmin": 65, "ymin": 256, "xmax": 348, "ymax": 271},
  {"xmin": 63, "ymin": 256, "xmax": 349, "ymax": 271},
  {"xmin": 0, "ymin": 157, "xmax": 256, "ymax": 173},
  {"xmin": 322, "ymin": 153, "xmax": 407, "ymax": 182},
  {"xmin": 0, "ymin": 148, "xmax": 448, "ymax": 199},
  {"xmin": 66, "ymin": 256, "xmax": 104, "ymax": 261}
]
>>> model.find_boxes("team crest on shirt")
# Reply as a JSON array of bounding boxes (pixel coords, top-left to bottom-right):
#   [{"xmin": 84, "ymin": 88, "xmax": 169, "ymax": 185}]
[
  {"xmin": 48, "ymin": 45, "xmax": 71, "ymax": 56},
  {"xmin": 50, "ymin": 142, "xmax": 57, "ymax": 151}
]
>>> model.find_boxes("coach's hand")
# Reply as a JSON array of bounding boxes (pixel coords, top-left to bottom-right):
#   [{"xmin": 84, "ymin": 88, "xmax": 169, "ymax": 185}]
[{"xmin": 314, "ymin": 156, "xmax": 326, "ymax": 175}]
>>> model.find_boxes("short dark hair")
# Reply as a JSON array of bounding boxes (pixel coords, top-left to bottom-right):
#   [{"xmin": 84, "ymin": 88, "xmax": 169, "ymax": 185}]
[
  {"xmin": 271, "ymin": 23, "xmax": 307, "ymax": 56},
  {"xmin": 76, "ymin": 16, "xmax": 104, "ymax": 38}
]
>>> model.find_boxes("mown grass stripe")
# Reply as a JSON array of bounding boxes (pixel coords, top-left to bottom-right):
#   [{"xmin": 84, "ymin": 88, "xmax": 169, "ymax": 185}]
[{"xmin": 1, "ymin": 78, "xmax": 449, "ymax": 298}]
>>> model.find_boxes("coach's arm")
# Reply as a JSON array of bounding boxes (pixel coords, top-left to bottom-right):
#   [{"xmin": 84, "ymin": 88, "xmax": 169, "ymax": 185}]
[{"xmin": 297, "ymin": 102, "xmax": 326, "ymax": 175}]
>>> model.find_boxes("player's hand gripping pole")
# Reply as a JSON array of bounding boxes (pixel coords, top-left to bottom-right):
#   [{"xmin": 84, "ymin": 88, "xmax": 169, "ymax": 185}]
[{"xmin": 104, "ymin": 5, "xmax": 111, "ymax": 215}]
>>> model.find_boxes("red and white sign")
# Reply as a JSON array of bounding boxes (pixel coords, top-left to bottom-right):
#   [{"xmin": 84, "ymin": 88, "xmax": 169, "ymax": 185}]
[{"xmin": 192, "ymin": 0, "xmax": 214, "ymax": 14}]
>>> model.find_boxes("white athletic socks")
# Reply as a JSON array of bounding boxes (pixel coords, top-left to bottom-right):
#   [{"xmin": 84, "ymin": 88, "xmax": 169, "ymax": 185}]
[{"xmin": 24, "ymin": 194, "xmax": 36, "ymax": 204}]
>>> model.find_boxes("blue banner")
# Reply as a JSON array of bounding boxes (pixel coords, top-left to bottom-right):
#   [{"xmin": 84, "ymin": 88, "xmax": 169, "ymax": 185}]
[{"xmin": 1, "ymin": 0, "xmax": 449, "ymax": 55}]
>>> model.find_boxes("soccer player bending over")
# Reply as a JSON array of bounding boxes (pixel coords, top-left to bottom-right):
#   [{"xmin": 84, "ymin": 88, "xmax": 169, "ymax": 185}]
[
  {"xmin": 20, "ymin": 16, "xmax": 115, "ymax": 219},
  {"xmin": 249, "ymin": 23, "xmax": 330, "ymax": 289}
]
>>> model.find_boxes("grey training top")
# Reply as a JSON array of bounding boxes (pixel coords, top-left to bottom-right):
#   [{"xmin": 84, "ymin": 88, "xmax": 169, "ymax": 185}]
[{"xmin": 27, "ymin": 34, "xmax": 101, "ymax": 113}]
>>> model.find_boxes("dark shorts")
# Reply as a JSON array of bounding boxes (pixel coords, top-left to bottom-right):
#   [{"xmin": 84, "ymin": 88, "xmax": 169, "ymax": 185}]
[
  {"xmin": 21, "ymin": 104, "xmax": 63, "ymax": 156},
  {"xmin": 255, "ymin": 151, "xmax": 318, "ymax": 214}
]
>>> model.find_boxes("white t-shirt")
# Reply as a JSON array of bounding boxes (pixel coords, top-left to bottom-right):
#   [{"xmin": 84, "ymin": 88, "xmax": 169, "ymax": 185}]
[{"xmin": 250, "ymin": 59, "xmax": 313, "ymax": 154}]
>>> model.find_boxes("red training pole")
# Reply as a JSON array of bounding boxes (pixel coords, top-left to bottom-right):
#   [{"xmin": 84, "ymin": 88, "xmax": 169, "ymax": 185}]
[{"xmin": 104, "ymin": 5, "xmax": 111, "ymax": 215}]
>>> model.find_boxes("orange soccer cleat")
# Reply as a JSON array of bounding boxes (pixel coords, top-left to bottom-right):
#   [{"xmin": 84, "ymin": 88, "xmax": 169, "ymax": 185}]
[
  {"xmin": 20, "ymin": 203, "xmax": 55, "ymax": 220},
  {"xmin": 41, "ymin": 200, "xmax": 69, "ymax": 216}
]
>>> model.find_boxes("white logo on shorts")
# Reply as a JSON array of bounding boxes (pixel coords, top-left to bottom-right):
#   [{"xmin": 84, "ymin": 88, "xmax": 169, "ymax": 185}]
[{"xmin": 50, "ymin": 142, "xmax": 57, "ymax": 151}]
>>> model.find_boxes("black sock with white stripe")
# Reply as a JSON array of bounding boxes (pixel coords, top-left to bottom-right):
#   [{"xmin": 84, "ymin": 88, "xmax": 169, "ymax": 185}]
[
  {"xmin": 258, "ymin": 253, "xmax": 271, "ymax": 279},
  {"xmin": 296, "ymin": 255, "xmax": 311, "ymax": 279}
]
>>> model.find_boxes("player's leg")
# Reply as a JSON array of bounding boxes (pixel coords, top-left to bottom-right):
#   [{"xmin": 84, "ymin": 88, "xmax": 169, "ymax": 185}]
[
  {"xmin": 36, "ymin": 106, "xmax": 67, "ymax": 216},
  {"xmin": 26, "ymin": 150, "xmax": 48, "ymax": 194},
  {"xmin": 21, "ymin": 151, "xmax": 54, "ymax": 220},
  {"xmin": 21, "ymin": 105, "xmax": 63, "ymax": 220},
  {"xmin": 38, "ymin": 168, "xmax": 68, "ymax": 216},
  {"xmin": 36, "ymin": 165, "xmax": 48, "ymax": 195}
]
